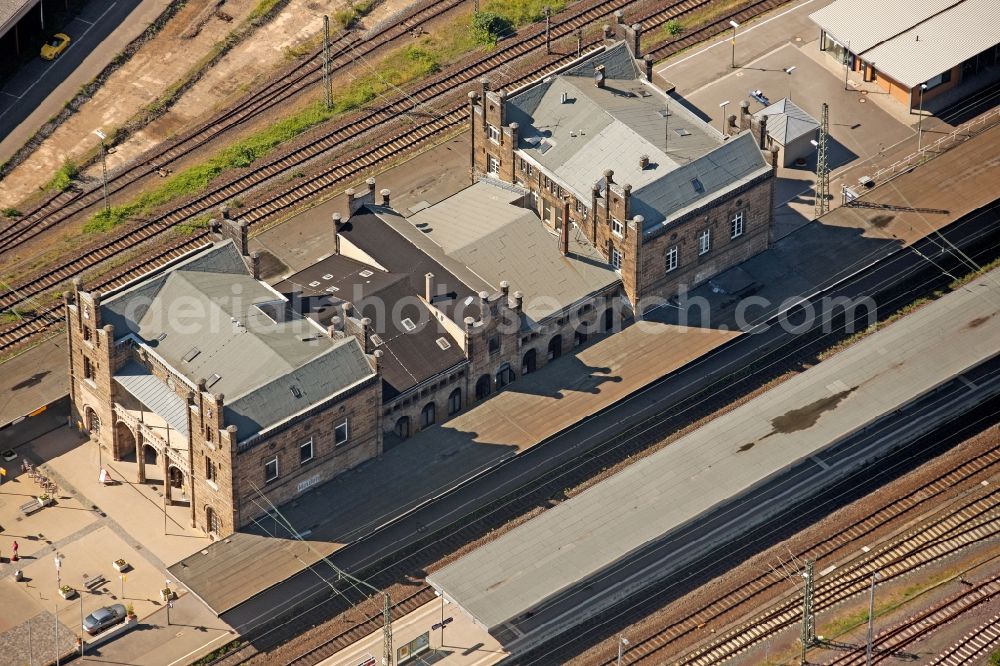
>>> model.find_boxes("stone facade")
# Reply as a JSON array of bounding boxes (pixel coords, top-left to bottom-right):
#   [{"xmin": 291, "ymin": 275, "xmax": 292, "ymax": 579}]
[
  {"xmin": 66, "ymin": 265, "xmax": 381, "ymax": 539},
  {"xmin": 470, "ymin": 49, "xmax": 777, "ymax": 315}
]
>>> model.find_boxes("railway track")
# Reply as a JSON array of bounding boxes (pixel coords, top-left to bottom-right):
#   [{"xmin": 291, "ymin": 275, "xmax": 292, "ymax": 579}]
[
  {"xmin": 825, "ymin": 574, "xmax": 1000, "ymax": 665},
  {"xmin": 0, "ymin": 0, "xmax": 469, "ymax": 254},
  {"xmin": 928, "ymin": 610, "xmax": 1000, "ymax": 665},
  {"xmin": 0, "ymin": 0, "xmax": 787, "ymax": 325},
  {"xmin": 669, "ymin": 484, "xmax": 1000, "ymax": 665}
]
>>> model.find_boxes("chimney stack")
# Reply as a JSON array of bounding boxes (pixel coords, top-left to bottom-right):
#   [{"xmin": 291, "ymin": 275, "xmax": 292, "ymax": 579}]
[
  {"xmin": 425, "ymin": 272, "xmax": 435, "ymax": 302},
  {"xmin": 332, "ymin": 212, "xmax": 342, "ymax": 255},
  {"xmin": 603, "ymin": 23, "xmax": 612, "ymax": 39},
  {"xmin": 380, "ymin": 189, "xmax": 391, "ymax": 206},
  {"xmin": 612, "ymin": 9, "xmax": 623, "ymax": 26},
  {"xmin": 373, "ymin": 349, "xmax": 384, "ymax": 372},
  {"xmin": 366, "ymin": 177, "xmax": 376, "ymax": 196},
  {"xmin": 361, "ymin": 317, "xmax": 372, "ymax": 352},
  {"xmin": 758, "ymin": 115, "xmax": 769, "ymax": 149},
  {"xmin": 644, "ymin": 55, "xmax": 653, "ymax": 82},
  {"xmin": 595, "ymin": 64, "xmax": 606, "ymax": 88},
  {"xmin": 500, "ymin": 280, "xmax": 509, "ymax": 297},
  {"xmin": 250, "ymin": 251, "xmax": 260, "ymax": 280},
  {"xmin": 561, "ymin": 199, "xmax": 571, "ymax": 256},
  {"xmin": 346, "ymin": 188, "xmax": 356, "ymax": 212},
  {"xmin": 639, "ymin": 155, "xmax": 649, "ymax": 169},
  {"xmin": 513, "ymin": 290, "xmax": 523, "ymax": 311},
  {"xmin": 219, "ymin": 205, "xmax": 230, "ymax": 220}
]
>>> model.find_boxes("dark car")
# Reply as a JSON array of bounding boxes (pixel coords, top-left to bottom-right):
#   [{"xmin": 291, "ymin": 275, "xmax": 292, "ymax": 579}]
[{"xmin": 82, "ymin": 604, "xmax": 127, "ymax": 635}]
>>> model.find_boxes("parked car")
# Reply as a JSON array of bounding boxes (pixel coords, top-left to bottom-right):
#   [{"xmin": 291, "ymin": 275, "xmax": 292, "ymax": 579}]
[
  {"xmin": 82, "ymin": 604, "xmax": 127, "ymax": 635},
  {"xmin": 40, "ymin": 33, "xmax": 71, "ymax": 60}
]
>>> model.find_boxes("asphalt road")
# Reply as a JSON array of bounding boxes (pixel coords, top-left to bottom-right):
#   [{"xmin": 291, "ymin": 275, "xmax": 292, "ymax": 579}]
[
  {"xmin": 218, "ymin": 199, "xmax": 1000, "ymax": 635},
  {"xmin": 0, "ymin": 0, "xmax": 165, "ymax": 162}
]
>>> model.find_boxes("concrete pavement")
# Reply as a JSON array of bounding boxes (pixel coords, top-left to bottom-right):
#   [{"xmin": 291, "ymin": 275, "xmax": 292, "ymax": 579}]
[{"xmin": 0, "ymin": 0, "xmax": 172, "ymax": 164}]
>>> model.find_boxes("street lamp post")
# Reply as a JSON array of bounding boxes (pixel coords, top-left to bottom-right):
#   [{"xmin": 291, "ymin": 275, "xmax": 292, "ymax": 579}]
[
  {"xmin": 784, "ymin": 66, "xmax": 797, "ymax": 101},
  {"xmin": 93, "ymin": 129, "xmax": 109, "ymax": 212},
  {"xmin": 431, "ymin": 590, "xmax": 453, "ymax": 648},
  {"xmin": 719, "ymin": 100, "xmax": 731, "ymax": 135},
  {"xmin": 79, "ymin": 595, "xmax": 85, "ymax": 655},
  {"xmin": 917, "ymin": 83, "xmax": 928, "ymax": 152},
  {"xmin": 729, "ymin": 20, "xmax": 739, "ymax": 68},
  {"xmin": 166, "ymin": 579, "xmax": 172, "ymax": 625},
  {"xmin": 617, "ymin": 635, "xmax": 629, "ymax": 665}
]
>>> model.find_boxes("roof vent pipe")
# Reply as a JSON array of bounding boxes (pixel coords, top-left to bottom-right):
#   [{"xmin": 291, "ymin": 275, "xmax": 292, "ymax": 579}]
[
  {"xmin": 560, "ymin": 91, "xmax": 569, "ymax": 103},
  {"xmin": 639, "ymin": 155, "xmax": 649, "ymax": 169}
]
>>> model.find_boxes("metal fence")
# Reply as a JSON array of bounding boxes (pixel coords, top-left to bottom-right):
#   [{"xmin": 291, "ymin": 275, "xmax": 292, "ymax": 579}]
[{"xmin": 871, "ymin": 106, "xmax": 1000, "ymax": 185}]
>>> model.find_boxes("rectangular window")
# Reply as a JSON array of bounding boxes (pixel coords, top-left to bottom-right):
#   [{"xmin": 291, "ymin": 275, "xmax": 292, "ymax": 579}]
[
  {"xmin": 264, "ymin": 456, "xmax": 279, "ymax": 483},
  {"xmin": 666, "ymin": 246, "xmax": 679, "ymax": 272},
  {"xmin": 611, "ymin": 218, "xmax": 623, "ymax": 236},
  {"xmin": 334, "ymin": 420, "xmax": 348, "ymax": 446},
  {"xmin": 698, "ymin": 229, "xmax": 711, "ymax": 255},
  {"xmin": 730, "ymin": 211, "xmax": 745, "ymax": 239},
  {"xmin": 487, "ymin": 155, "xmax": 500, "ymax": 174},
  {"xmin": 488, "ymin": 335, "xmax": 501, "ymax": 356},
  {"xmin": 611, "ymin": 248, "xmax": 622, "ymax": 270},
  {"xmin": 487, "ymin": 124, "xmax": 501, "ymax": 143},
  {"xmin": 299, "ymin": 438, "xmax": 314, "ymax": 464},
  {"xmin": 83, "ymin": 357, "xmax": 94, "ymax": 380},
  {"xmin": 205, "ymin": 456, "xmax": 215, "ymax": 481}
]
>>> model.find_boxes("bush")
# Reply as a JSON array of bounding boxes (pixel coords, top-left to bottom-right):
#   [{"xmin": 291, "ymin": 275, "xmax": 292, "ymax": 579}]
[
  {"xmin": 991, "ymin": 649, "xmax": 1000, "ymax": 666},
  {"xmin": 665, "ymin": 19, "xmax": 684, "ymax": 36},
  {"xmin": 3, "ymin": 207, "xmax": 21, "ymax": 218},
  {"xmin": 473, "ymin": 11, "xmax": 514, "ymax": 46},
  {"xmin": 48, "ymin": 160, "xmax": 78, "ymax": 192},
  {"xmin": 481, "ymin": 0, "xmax": 564, "ymax": 25}
]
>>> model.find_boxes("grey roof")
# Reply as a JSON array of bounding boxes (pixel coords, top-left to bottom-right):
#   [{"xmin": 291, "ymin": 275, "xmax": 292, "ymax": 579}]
[
  {"xmin": 636, "ymin": 132, "xmax": 772, "ymax": 235},
  {"xmin": 113, "ymin": 361, "xmax": 189, "ymax": 437},
  {"xmin": 0, "ymin": 0, "xmax": 36, "ymax": 35},
  {"xmin": 808, "ymin": 0, "xmax": 966, "ymax": 53},
  {"xmin": 753, "ymin": 98, "xmax": 819, "ymax": 145},
  {"xmin": 275, "ymin": 254, "xmax": 467, "ymax": 400},
  {"xmin": 406, "ymin": 181, "xmax": 620, "ymax": 323},
  {"xmin": 339, "ymin": 207, "xmax": 486, "ymax": 325},
  {"xmin": 428, "ymin": 271, "xmax": 1000, "ymax": 632},
  {"xmin": 506, "ymin": 43, "xmax": 769, "ymax": 229},
  {"xmin": 860, "ymin": 0, "xmax": 1000, "ymax": 88},
  {"xmin": 101, "ymin": 241, "xmax": 375, "ymax": 441}
]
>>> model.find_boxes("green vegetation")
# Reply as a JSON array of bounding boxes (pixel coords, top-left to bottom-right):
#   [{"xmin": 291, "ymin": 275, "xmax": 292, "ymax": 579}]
[
  {"xmin": 174, "ymin": 215, "xmax": 212, "ymax": 236},
  {"xmin": 47, "ymin": 160, "xmax": 78, "ymax": 192},
  {"xmin": 664, "ymin": 19, "xmax": 685, "ymax": 36},
  {"xmin": 248, "ymin": 0, "xmax": 285, "ymax": 25},
  {"xmin": 990, "ymin": 648, "xmax": 1000, "ymax": 666},
  {"xmin": 473, "ymin": 12, "xmax": 514, "ymax": 46},
  {"xmin": 334, "ymin": 0, "xmax": 377, "ymax": 29},
  {"xmin": 2, "ymin": 207, "xmax": 21, "ymax": 218},
  {"xmin": 190, "ymin": 640, "xmax": 246, "ymax": 665},
  {"xmin": 81, "ymin": 0, "xmax": 567, "ymax": 234}
]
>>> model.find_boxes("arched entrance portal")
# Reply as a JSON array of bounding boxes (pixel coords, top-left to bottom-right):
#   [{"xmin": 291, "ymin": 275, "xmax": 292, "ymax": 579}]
[
  {"xmin": 85, "ymin": 408, "xmax": 101, "ymax": 436},
  {"xmin": 115, "ymin": 421, "xmax": 136, "ymax": 460}
]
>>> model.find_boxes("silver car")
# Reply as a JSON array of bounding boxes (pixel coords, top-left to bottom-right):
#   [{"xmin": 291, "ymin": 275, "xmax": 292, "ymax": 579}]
[{"xmin": 82, "ymin": 604, "xmax": 127, "ymax": 635}]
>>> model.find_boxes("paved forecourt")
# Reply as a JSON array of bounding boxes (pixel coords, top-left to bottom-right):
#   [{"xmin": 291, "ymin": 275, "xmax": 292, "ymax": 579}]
[{"xmin": 427, "ymin": 268, "xmax": 1000, "ymax": 638}]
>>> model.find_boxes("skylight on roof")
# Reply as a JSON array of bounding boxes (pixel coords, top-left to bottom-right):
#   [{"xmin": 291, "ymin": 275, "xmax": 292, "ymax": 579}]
[
  {"xmin": 206, "ymin": 373, "xmax": 222, "ymax": 389},
  {"xmin": 673, "ymin": 128, "xmax": 691, "ymax": 136},
  {"xmin": 325, "ymin": 285, "xmax": 340, "ymax": 293},
  {"xmin": 359, "ymin": 270, "xmax": 374, "ymax": 278},
  {"xmin": 464, "ymin": 296, "xmax": 474, "ymax": 306},
  {"xmin": 658, "ymin": 109, "xmax": 671, "ymax": 118},
  {"xmin": 309, "ymin": 281, "xmax": 321, "ymax": 287},
  {"xmin": 322, "ymin": 274, "xmax": 334, "ymax": 280},
  {"xmin": 371, "ymin": 334, "xmax": 384, "ymax": 346},
  {"xmin": 436, "ymin": 337, "xmax": 451, "ymax": 350},
  {"xmin": 401, "ymin": 318, "xmax": 416, "ymax": 332},
  {"xmin": 290, "ymin": 385, "xmax": 302, "ymax": 398},
  {"xmin": 182, "ymin": 347, "xmax": 201, "ymax": 363},
  {"xmin": 691, "ymin": 178, "xmax": 705, "ymax": 193},
  {"xmin": 538, "ymin": 139, "xmax": 554, "ymax": 154}
]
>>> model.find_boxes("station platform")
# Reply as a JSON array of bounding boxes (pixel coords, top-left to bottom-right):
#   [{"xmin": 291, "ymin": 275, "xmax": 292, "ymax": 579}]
[{"xmin": 427, "ymin": 268, "xmax": 1000, "ymax": 647}]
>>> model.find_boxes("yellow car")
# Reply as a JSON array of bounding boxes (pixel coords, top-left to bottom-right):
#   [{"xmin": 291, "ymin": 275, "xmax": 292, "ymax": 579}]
[{"xmin": 41, "ymin": 33, "xmax": 71, "ymax": 60}]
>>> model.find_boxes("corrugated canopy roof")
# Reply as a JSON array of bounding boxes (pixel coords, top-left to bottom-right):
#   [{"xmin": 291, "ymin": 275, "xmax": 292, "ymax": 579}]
[
  {"xmin": 113, "ymin": 361, "xmax": 189, "ymax": 437},
  {"xmin": 808, "ymin": 0, "xmax": 965, "ymax": 53},
  {"xmin": 861, "ymin": 0, "xmax": 1000, "ymax": 88}
]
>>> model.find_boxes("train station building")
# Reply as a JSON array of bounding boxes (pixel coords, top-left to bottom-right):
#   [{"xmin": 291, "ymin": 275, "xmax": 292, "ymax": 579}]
[
  {"xmin": 810, "ymin": 0, "xmax": 1000, "ymax": 110},
  {"xmin": 470, "ymin": 42, "xmax": 777, "ymax": 313}
]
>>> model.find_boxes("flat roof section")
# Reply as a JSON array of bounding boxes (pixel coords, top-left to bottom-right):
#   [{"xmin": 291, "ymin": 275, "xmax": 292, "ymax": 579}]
[
  {"xmin": 427, "ymin": 272, "xmax": 1000, "ymax": 632},
  {"xmin": 0, "ymin": 0, "xmax": 37, "ymax": 36},
  {"xmin": 407, "ymin": 181, "xmax": 620, "ymax": 323}
]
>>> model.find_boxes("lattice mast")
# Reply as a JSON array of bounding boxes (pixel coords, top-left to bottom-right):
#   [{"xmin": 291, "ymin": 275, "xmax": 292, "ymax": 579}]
[{"xmin": 815, "ymin": 103, "xmax": 830, "ymax": 217}]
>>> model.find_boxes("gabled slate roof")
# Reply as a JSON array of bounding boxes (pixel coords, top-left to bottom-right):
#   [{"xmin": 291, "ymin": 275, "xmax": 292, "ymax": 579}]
[
  {"xmin": 754, "ymin": 98, "xmax": 820, "ymax": 145},
  {"xmin": 101, "ymin": 241, "xmax": 375, "ymax": 441}
]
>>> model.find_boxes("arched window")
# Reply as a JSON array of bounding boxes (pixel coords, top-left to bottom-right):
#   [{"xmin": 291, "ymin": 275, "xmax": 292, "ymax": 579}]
[
  {"xmin": 522, "ymin": 348, "xmax": 537, "ymax": 375},
  {"xmin": 85, "ymin": 407, "xmax": 101, "ymax": 436},
  {"xmin": 448, "ymin": 388, "xmax": 462, "ymax": 415},
  {"xmin": 603, "ymin": 308, "xmax": 615, "ymax": 332},
  {"xmin": 548, "ymin": 335, "xmax": 563, "ymax": 361},
  {"xmin": 574, "ymin": 325, "xmax": 588, "ymax": 347},
  {"xmin": 496, "ymin": 364, "xmax": 515, "ymax": 388},
  {"xmin": 421, "ymin": 402, "xmax": 436, "ymax": 428},
  {"xmin": 394, "ymin": 416, "xmax": 410, "ymax": 440},
  {"xmin": 475, "ymin": 374, "xmax": 492, "ymax": 400}
]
